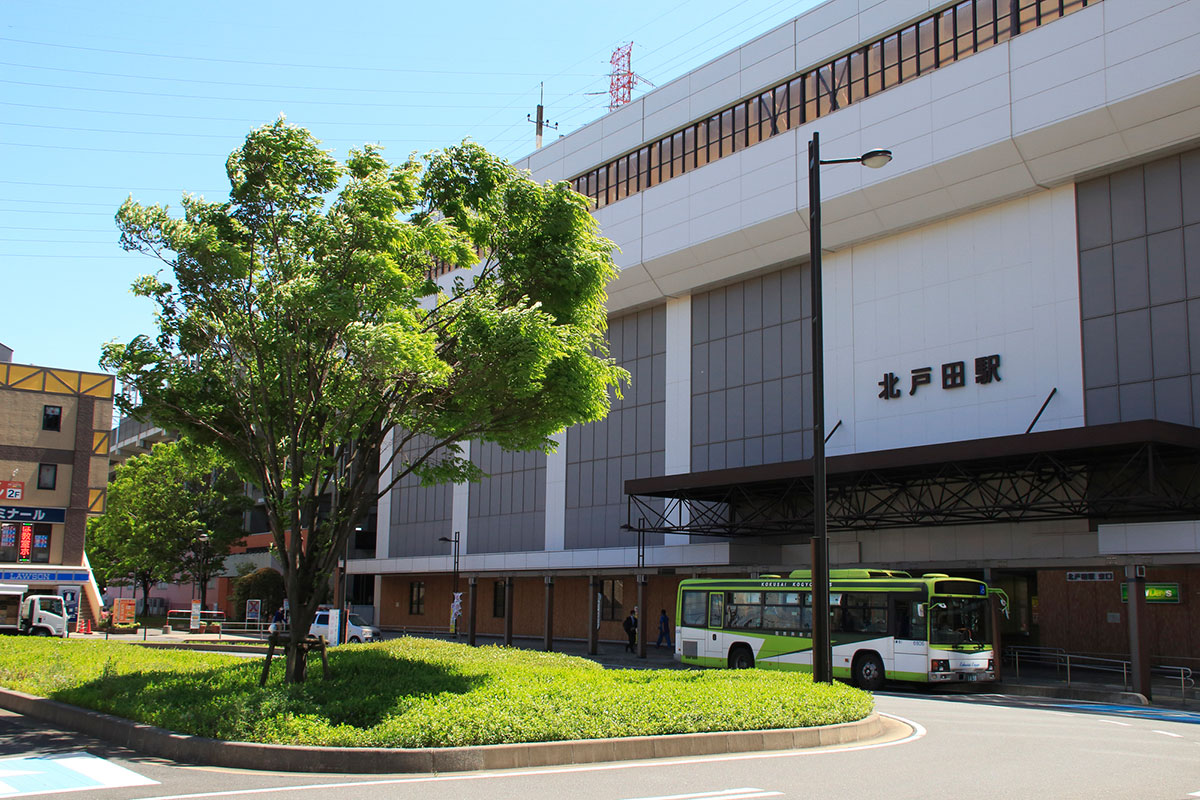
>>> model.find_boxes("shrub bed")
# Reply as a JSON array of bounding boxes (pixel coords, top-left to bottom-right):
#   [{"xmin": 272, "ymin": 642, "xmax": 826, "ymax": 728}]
[{"xmin": 0, "ymin": 637, "xmax": 873, "ymax": 748}]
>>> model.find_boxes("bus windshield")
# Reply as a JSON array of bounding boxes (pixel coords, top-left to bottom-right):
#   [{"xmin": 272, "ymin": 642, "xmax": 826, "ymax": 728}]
[{"xmin": 929, "ymin": 597, "xmax": 990, "ymax": 648}]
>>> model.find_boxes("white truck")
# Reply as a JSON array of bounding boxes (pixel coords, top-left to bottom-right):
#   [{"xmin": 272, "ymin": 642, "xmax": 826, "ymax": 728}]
[{"xmin": 0, "ymin": 584, "xmax": 69, "ymax": 637}]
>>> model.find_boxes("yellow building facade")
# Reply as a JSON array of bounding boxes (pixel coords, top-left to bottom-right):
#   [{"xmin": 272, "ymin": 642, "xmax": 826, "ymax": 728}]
[{"xmin": 0, "ymin": 354, "xmax": 114, "ymax": 624}]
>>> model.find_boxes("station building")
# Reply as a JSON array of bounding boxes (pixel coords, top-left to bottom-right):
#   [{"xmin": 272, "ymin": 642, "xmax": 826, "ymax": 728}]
[
  {"xmin": 355, "ymin": 0, "xmax": 1200, "ymax": 665},
  {"xmin": 0, "ymin": 345, "xmax": 114, "ymax": 624}
]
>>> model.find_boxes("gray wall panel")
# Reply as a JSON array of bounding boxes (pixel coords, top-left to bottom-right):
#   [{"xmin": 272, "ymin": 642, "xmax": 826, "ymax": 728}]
[
  {"xmin": 1079, "ymin": 246, "xmax": 1114, "ymax": 319},
  {"xmin": 692, "ymin": 264, "xmax": 813, "ymax": 468},
  {"xmin": 387, "ymin": 434, "xmax": 454, "ymax": 557},
  {"xmin": 565, "ymin": 306, "xmax": 666, "ymax": 550},
  {"xmin": 1076, "ymin": 177, "xmax": 1112, "ymax": 250},
  {"xmin": 469, "ymin": 439, "xmax": 547, "ymax": 554},
  {"xmin": 1155, "ymin": 376, "xmax": 1192, "ymax": 425},
  {"xmin": 1145, "ymin": 157, "xmax": 1182, "ymax": 235},
  {"xmin": 1078, "ymin": 147, "xmax": 1200, "ymax": 427},
  {"xmin": 1113, "ymin": 240, "xmax": 1148, "ymax": 312},
  {"xmin": 1148, "ymin": 230, "xmax": 1186, "ymax": 305}
]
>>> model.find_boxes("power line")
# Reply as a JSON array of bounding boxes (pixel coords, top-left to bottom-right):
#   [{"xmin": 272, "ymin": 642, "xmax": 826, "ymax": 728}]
[
  {"xmin": 0, "ymin": 36, "xmax": 597, "ymax": 78},
  {"xmin": 0, "ymin": 79, "xmax": 560, "ymax": 110},
  {"xmin": 0, "ymin": 60, "xmax": 582, "ymax": 97}
]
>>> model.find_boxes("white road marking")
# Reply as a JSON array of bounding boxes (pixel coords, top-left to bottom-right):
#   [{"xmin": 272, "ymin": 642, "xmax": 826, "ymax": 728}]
[
  {"xmin": 620, "ymin": 790, "xmax": 780, "ymax": 800},
  {"xmin": 0, "ymin": 753, "xmax": 157, "ymax": 798},
  {"xmin": 135, "ymin": 713, "xmax": 925, "ymax": 800},
  {"xmin": 1097, "ymin": 719, "xmax": 1131, "ymax": 727},
  {"xmin": 1151, "ymin": 730, "xmax": 1183, "ymax": 738}
]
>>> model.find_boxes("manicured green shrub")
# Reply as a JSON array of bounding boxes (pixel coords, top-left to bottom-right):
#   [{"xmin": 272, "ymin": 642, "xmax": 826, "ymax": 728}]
[{"xmin": 0, "ymin": 637, "xmax": 873, "ymax": 748}]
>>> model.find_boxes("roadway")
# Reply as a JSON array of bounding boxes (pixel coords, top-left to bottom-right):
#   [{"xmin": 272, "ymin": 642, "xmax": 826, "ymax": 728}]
[{"xmin": 2, "ymin": 691, "xmax": 1199, "ymax": 799}]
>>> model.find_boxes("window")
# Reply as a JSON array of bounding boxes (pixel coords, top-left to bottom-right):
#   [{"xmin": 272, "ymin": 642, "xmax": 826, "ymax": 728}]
[
  {"xmin": 600, "ymin": 578, "xmax": 623, "ymax": 621},
  {"xmin": 493, "ymin": 580, "xmax": 506, "ymax": 618},
  {"xmin": 37, "ymin": 464, "xmax": 56, "ymax": 491},
  {"xmin": 725, "ymin": 591, "xmax": 764, "ymax": 629},
  {"xmin": 835, "ymin": 592, "xmax": 889, "ymax": 634},
  {"xmin": 42, "ymin": 406, "xmax": 62, "ymax": 432},
  {"xmin": 681, "ymin": 591, "xmax": 707, "ymax": 627},
  {"xmin": 0, "ymin": 523, "xmax": 17, "ymax": 562},
  {"xmin": 409, "ymin": 581, "xmax": 425, "ymax": 615},
  {"xmin": 31, "ymin": 523, "xmax": 50, "ymax": 563}
]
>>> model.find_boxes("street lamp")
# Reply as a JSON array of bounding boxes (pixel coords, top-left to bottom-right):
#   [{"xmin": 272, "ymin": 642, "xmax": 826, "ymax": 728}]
[
  {"xmin": 808, "ymin": 132, "xmax": 892, "ymax": 683},
  {"xmin": 438, "ymin": 532, "xmax": 461, "ymax": 634}
]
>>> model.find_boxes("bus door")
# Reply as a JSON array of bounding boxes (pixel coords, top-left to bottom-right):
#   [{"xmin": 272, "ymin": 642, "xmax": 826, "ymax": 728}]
[
  {"xmin": 891, "ymin": 596, "xmax": 928, "ymax": 677},
  {"xmin": 705, "ymin": 592, "xmax": 725, "ymax": 661}
]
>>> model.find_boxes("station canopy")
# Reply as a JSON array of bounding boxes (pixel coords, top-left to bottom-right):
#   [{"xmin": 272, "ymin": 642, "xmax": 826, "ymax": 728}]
[{"xmin": 623, "ymin": 421, "xmax": 1200, "ymax": 538}]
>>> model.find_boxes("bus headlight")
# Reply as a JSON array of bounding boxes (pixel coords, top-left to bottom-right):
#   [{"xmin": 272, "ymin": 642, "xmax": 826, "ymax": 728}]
[
  {"xmin": 931, "ymin": 659, "xmax": 950, "ymax": 672},
  {"xmin": 987, "ymin": 659, "xmax": 994, "ymax": 671}
]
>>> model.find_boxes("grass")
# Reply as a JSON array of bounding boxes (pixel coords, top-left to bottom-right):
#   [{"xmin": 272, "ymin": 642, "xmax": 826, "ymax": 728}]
[{"xmin": 0, "ymin": 637, "xmax": 874, "ymax": 748}]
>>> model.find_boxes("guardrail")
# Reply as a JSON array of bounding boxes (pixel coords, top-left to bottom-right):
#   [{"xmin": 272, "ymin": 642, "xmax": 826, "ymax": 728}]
[{"xmin": 1006, "ymin": 645, "xmax": 1194, "ymax": 702}]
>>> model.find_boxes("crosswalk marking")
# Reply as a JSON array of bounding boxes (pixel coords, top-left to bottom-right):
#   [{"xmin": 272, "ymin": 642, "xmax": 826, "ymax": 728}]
[
  {"xmin": 621, "ymin": 789, "xmax": 782, "ymax": 800},
  {"xmin": 0, "ymin": 753, "xmax": 157, "ymax": 798}
]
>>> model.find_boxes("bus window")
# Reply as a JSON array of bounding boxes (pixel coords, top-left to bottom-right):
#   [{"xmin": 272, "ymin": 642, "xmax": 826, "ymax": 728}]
[
  {"xmin": 708, "ymin": 593, "xmax": 724, "ymax": 629},
  {"xmin": 727, "ymin": 591, "xmax": 764, "ymax": 629},
  {"xmin": 763, "ymin": 592, "xmax": 802, "ymax": 632},
  {"xmin": 681, "ymin": 591, "xmax": 707, "ymax": 627},
  {"xmin": 837, "ymin": 592, "xmax": 888, "ymax": 634},
  {"xmin": 893, "ymin": 598, "xmax": 926, "ymax": 640}
]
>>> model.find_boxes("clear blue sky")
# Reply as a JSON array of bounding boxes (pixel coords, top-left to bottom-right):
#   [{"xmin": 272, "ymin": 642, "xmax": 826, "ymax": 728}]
[{"xmin": 1, "ymin": 0, "xmax": 820, "ymax": 375}]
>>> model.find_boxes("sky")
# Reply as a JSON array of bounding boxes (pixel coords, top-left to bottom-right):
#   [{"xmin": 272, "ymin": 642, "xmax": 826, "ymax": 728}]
[{"xmin": 1, "ymin": 0, "xmax": 821, "ymax": 375}]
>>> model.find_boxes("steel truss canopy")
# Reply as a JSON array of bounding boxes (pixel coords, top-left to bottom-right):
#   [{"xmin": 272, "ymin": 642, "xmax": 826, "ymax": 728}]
[{"xmin": 624, "ymin": 421, "xmax": 1200, "ymax": 538}]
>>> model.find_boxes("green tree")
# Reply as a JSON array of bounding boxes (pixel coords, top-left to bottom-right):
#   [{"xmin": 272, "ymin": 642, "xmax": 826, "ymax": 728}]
[
  {"xmin": 103, "ymin": 119, "xmax": 626, "ymax": 682},
  {"xmin": 87, "ymin": 440, "xmax": 248, "ymax": 615}
]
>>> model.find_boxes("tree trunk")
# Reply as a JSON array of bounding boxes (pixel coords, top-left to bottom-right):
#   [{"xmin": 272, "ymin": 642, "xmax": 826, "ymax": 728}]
[{"xmin": 139, "ymin": 579, "xmax": 153, "ymax": 622}]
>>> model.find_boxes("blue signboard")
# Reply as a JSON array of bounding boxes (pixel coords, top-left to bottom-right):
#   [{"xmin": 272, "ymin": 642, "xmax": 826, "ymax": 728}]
[
  {"xmin": 0, "ymin": 505, "xmax": 66, "ymax": 524},
  {"xmin": 0, "ymin": 569, "xmax": 89, "ymax": 583}
]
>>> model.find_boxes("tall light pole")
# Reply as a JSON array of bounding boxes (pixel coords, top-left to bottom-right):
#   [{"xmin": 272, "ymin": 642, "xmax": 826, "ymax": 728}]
[
  {"xmin": 438, "ymin": 532, "xmax": 461, "ymax": 635},
  {"xmin": 809, "ymin": 132, "xmax": 892, "ymax": 683}
]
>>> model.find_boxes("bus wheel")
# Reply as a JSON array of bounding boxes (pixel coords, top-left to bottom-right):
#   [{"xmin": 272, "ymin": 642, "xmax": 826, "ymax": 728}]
[
  {"xmin": 728, "ymin": 645, "xmax": 754, "ymax": 669},
  {"xmin": 853, "ymin": 652, "xmax": 885, "ymax": 690}
]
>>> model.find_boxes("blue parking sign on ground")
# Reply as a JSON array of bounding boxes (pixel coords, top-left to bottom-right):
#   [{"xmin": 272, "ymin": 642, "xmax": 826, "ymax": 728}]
[{"xmin": 0, "ymin": 752, "xmax": 157, "ymax": 797}]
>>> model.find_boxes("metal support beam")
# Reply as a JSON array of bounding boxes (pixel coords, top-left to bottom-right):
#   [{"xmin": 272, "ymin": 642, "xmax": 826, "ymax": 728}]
[
  {"xmin": 503, "ymin": 576, "xmax": 514, "ymax": 646},
  {"xmin": 467, "ymin": 576, "xmax": 477, "ymax": 647},
  {"xmin": 543, "ymin": 576, "xmax": 555, "ymax": 652},
  {"xmin": 637, "ymin": 574, "xmax": 647, "ymax": 659},
  {"xmin": 1126, "ymin": 565, "xmax": 1151, "ymax": 698},
  {"xmin": 588, "ymin": 575, "xmax": 599, "ymax": 655}
]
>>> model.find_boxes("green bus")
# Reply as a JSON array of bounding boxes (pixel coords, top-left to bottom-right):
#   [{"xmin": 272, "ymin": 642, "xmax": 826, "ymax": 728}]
[{"xmin": 675, "ymin": 569, "xmax": 1006, "ymax": 689}]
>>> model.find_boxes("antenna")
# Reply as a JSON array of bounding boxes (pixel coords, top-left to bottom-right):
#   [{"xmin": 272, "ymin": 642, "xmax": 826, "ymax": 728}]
[
  {"xmin": 608, "ymin": 43, "xmax": 655, "ymax": 110},
  {"xmin": 526, "ymin": 82, "xmax": 559, "ymax": 149}
]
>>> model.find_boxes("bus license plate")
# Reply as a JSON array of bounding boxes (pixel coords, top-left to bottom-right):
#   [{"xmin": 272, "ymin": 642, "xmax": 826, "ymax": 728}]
[{"xmin": 963, "ymin": 674, "xmax": 977, "ymax": 681}]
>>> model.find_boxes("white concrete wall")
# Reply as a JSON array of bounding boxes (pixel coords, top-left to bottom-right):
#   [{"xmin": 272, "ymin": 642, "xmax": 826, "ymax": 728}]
[
  {"xmin": 831, "ymin": 185, "xmax": 1086, "ymax": 453},
  {"xmin": 513, "ymin": 0, "xmax": 1200, "ymax": 317}
]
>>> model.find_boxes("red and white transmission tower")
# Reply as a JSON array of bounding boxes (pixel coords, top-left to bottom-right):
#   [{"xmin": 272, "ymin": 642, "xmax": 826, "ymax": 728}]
[{"xmin": 608, "ymin": 43, "xmax": 653, "ymax": 110}]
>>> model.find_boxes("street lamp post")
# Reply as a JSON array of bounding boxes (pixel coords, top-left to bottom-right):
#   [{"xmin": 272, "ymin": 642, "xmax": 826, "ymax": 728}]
[
  {"xmin": 808, "ymin": 132, "xmax": 892, "ymax": 683},
  {"xmin": 438, "ymin": 532, "xmax": 461, "ymax": 635}
]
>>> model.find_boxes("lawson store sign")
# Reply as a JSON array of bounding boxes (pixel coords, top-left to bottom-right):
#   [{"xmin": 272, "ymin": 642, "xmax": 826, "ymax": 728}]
[{"xmin": 0, "ymin": 568, "xmax": 89, "ymax": 583}]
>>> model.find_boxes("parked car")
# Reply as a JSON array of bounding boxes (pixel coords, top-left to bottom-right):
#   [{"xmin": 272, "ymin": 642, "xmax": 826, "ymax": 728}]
[{"xmin": 309, "ymin": 609, "xmax": 380, "ymax": 644}]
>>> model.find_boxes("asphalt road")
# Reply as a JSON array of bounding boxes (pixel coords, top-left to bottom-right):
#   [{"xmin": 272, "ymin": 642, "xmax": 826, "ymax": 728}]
[{"xmin": 2, "ymin": 691, "xmax": 1199, "ymax": 800}]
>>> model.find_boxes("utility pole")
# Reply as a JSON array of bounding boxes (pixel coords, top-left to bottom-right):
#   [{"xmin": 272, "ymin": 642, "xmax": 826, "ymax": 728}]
[{"xmin": 527, "ymin": 82, "xmax": 558, "ymax": 149}]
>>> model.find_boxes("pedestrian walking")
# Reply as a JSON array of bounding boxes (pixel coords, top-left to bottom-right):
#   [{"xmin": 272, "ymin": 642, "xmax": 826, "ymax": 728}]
[
  {"xmin": 656, "ymin": 608, "xmax": 672, "ymax": 648},
  {"xmin": 622, "ymin": 607, "xmax": 639, "ymax": 652}
]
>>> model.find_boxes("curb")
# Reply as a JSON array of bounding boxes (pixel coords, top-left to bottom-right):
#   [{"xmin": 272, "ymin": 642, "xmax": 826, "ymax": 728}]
[
  {"xmin": 0, "ymin": 688, "xmax": 885, "ymax": 774},
  {"xmin": 996, "ymin": 682, "xmax": 1149, "ymax": 706}
]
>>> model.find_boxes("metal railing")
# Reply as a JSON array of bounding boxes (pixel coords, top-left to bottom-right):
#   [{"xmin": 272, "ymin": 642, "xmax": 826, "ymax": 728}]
[{"xmin": 1006, "ymin": 645, "xmax": 1194, "ymax": 702}]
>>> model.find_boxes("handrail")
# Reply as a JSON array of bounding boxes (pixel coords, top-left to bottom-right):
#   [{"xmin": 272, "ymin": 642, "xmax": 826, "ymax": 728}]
[{"xmin": 1005, "ymin": 645, "xmax": 1193, "ymax": 703}]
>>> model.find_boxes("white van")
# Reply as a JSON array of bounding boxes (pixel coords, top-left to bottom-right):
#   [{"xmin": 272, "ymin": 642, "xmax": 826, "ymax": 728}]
[{"xmin": 309, "ymin": 609, "xmax": 380, "ymax": 644}]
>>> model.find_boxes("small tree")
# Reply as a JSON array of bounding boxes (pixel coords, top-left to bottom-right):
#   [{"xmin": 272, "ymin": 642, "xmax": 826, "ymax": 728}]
[
  {"xmin": 105, "ymin": 119, "xmax": 626, "ymax": 682},
  {"xmin": 87, "ymin": 440, "xmax": 248, "ymax": 613},
  {"xmin": 232, "ymin": 567, "xmax": 285, "ymax": 622}
]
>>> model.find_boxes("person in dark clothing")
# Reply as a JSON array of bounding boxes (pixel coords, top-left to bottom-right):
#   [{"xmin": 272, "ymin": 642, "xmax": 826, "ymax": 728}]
[
  {"xmin": 656, "ymin": 608, "xmax": 672, "ymax": 648},
  {"xmin": 622, "ymin": 607, "xmax": 639, "ymax": 652}
]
